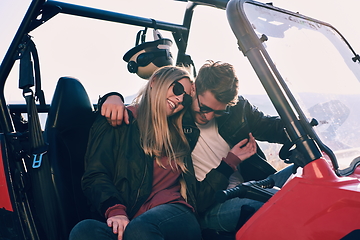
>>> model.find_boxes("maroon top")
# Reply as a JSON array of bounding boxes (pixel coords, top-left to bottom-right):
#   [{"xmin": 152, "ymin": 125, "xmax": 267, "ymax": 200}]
[
  {"xmin": 105, "ymin": 106, "xmax": 193, "ymax": 220},
  {"xmin": 105, "ymin": 156, "xmax": 193, "ymax": 219}
]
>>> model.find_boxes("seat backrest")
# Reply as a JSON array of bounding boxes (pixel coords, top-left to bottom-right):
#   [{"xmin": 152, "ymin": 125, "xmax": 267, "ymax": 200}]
[{"xmin": 44, "ymin": 77, "xmax": 96, "ymax": 239}]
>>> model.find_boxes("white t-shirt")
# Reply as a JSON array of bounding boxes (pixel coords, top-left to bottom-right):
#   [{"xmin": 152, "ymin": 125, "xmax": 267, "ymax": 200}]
[{"xmin": 191, "ymin": 118, "xmax": 243, "ymax": 188}]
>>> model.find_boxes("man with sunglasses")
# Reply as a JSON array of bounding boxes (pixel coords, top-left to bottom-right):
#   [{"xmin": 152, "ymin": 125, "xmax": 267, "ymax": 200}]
[
  {"xmin": 99, "ymin": 59, "xmax": 291, "ymax": 237},
  {"xmin": 181, "ymin": 61, "xmax": 290, "ymax": 235}
]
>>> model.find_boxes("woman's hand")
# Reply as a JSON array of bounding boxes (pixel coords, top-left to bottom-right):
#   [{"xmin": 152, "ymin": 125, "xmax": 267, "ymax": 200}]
[
  {"xmin": 101, "ymin": 95, "xmax": 129, "ymax": 126},
  {"xmin": 107, "ymin": 215, "xmax": 130, "ymax": 240}
]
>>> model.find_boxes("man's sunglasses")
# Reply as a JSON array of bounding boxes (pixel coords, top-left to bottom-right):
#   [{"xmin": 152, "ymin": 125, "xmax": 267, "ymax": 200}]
[
  {"xmin": 172, "ymin": 81, "xmax": 192, "ymax": 107},
  {"xmin": 196, "ymin": 94, "xmax": 229, "ymax": 116},
  {"xmin": 137, "ymin": 49, "xmax": 172, "ymax": 67}
]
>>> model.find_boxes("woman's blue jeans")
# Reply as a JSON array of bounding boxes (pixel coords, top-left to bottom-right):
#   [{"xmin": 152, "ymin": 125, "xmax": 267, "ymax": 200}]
[{"xmin": 69, "ymin": 203, "xmax": 201, "ymax": 240}]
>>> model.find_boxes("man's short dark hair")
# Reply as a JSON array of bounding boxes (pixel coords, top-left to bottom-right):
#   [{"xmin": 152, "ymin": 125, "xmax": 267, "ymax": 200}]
[{"xmin": 195, "ymin": 60, "xmax": 239, "ymax": 106}]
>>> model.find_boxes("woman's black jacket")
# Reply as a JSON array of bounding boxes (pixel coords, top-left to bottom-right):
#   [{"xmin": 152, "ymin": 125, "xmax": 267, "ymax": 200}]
[{"xmin": 82, "ymin": 112, "xmax": 234, "ymax": 220}]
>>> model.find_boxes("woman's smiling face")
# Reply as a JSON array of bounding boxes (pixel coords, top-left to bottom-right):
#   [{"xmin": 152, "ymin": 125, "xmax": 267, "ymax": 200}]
[{"xmin": 165, "ymin": 78, "xmax": 193, "ymax": 116}]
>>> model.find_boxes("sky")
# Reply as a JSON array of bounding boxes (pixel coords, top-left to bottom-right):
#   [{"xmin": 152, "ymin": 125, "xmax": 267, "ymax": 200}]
[{"xmin": 1, "ymin": 0, "xmax": 359, "ymax": 107}]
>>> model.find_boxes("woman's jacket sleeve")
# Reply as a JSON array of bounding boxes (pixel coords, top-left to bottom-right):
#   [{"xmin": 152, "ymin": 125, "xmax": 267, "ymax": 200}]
[{"xmin": 81, "ymin": 114, "xmax": 126, "ymax": 216}]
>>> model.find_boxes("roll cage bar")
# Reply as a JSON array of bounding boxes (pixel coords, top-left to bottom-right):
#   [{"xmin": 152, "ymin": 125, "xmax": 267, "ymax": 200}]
[
  {"xmin": 0, "ymin": 0, "xmax": 228, "ymax": 134},
  {"xmin": 227, "ymin": 0, "xmax": 322, "ymax": 168},
  {"xmin": 1, "ymin": 0, "xmax": 354, "ymax": 174}
]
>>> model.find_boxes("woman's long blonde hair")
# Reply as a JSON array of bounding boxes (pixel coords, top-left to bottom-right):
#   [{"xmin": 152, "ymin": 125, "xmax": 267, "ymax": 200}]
[{"xmin": 133, "ymin": 66, "xmax": 193, "ymax": 172}]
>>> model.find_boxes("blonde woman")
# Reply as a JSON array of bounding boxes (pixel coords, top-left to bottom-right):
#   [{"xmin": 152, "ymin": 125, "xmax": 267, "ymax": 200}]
[{"xmin": 70, "ymin": 66, "xmax": 257, "ymax": 240}]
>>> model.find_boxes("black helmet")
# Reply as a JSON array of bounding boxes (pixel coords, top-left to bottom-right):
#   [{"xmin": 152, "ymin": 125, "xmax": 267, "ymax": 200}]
[{"xmin": 123, "ymin": 29, "xmax": 174, "ymax": 79}]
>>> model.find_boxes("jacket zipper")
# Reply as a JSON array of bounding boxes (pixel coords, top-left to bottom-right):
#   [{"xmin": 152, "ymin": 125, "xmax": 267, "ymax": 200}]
[{"xmin": 129, "ymin": 162, "xmax": 148, "ymax": 214}]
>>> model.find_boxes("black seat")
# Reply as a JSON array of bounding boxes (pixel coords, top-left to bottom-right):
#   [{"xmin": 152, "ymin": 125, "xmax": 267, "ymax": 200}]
[{"xmin": 44, "ymin": 77, "xmax": 96, "ymax": 239}]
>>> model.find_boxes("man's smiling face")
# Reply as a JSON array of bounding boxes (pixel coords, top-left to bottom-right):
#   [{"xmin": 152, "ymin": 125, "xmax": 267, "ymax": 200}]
[{"xmin": 191, "ymin": 90, "xmax": 228, "ymax": 125}]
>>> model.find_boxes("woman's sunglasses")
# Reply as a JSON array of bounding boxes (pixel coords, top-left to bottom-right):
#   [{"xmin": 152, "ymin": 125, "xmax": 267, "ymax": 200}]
[{"xmin": 172, "ymin": 81, "xmax": 192, "ymax": 107}]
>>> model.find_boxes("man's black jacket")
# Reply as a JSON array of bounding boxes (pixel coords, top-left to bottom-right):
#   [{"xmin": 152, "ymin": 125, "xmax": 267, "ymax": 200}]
[{"xmin": 182, "ymin": 96, "xmax": 289, "ymax": 181}]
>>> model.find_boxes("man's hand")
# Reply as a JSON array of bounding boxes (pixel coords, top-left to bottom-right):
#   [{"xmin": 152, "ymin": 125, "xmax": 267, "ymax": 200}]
[
  {"xmin": 230, "ymin": 133, "xmax": 257, "ymax": 163},
  {"xmin": 101, "ymin": 95, "xmax": 129, "ymax": 126},
  {"xmin": 107, "ymin": 215, "xmax": 130, "ymax": 240}
]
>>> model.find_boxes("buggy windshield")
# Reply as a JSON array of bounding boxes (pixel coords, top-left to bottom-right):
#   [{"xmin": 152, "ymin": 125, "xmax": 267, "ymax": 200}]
[{"xmin": 242, "ymin": 2, "xmax": 360, "ymax": 169}]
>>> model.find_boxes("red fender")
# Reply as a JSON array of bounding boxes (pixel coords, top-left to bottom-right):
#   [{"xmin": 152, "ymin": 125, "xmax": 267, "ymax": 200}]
[{"xmin": 236, "ymin": 158, "xmax": 360, "ymax": 240}]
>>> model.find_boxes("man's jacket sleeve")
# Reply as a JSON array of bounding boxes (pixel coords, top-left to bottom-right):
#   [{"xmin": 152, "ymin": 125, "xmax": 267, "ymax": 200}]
[{"xmin": 185, "ymin": 158, "xmax": 234, "ymax": 214}]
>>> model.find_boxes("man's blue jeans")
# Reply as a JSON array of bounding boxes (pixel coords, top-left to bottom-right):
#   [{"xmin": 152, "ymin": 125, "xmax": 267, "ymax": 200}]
[
  {"xmin": 69, "ymin": 204, "xmax": 201, "ymax": 240},
  {"xmin": 200, "ymin": 165, "xmax": 293, "ymax": 232},
  {"xmin": 199, "ymin": 197, "xmax": 264, "ymax": 232}
]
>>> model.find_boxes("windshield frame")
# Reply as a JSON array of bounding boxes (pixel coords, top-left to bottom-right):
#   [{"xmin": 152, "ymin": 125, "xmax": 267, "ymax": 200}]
[{"xmin": 225, "ymin": 0, "xmax": 360, "ymax": 172}]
